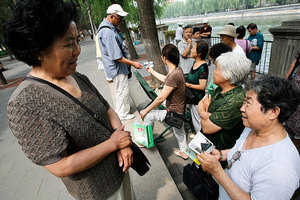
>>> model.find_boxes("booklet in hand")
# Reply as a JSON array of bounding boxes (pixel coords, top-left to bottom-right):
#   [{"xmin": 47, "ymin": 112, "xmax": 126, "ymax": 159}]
[{"xmin": 188, "ymin": 132, "xmax": 215, "ymax": 155}]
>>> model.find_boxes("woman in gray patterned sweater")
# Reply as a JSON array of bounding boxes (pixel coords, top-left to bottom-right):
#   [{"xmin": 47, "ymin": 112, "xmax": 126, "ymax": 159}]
[{"xmin": 4, "ymin": 0, "xmax": 133, "ymax": 199}]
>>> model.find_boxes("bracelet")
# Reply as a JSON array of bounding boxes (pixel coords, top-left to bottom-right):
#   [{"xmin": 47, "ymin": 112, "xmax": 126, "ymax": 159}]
[
  {"xmin": 189, "ymin": 83, "xmax": 192, "ymax": 88},
  {"xmin": 218, "ymin": 149, "xmax": 223, "ymax": 161}
]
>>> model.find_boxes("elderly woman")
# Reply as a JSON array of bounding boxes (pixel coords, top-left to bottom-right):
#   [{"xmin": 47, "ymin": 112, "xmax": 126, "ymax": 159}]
[
  {"xmin": 198, "ymin": 52, "xmax": 251, "ymax": 151},
  {"xmin": 4, "ymin": 1, "xmax": 133, "ymax": 199},
  {"xmin": 140, "ymin": 44, "xmax": 188, "ymax": 160},
  {"xmin": 197, "ymin": 76, "xmax": 300, "ymax": 200}
]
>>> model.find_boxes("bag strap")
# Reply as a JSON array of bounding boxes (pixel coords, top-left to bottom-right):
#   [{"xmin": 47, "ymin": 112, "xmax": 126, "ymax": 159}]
[
  {"xmin": 25, "ymin": 76, "xmax": 114, "ymax": 133},
  {"xmin": 98, "ymin": 26, "xmax": 127, "ymax": 58}
]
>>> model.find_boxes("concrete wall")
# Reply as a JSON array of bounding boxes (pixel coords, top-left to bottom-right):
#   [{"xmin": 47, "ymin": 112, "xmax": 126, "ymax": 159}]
[{"xmin": 269, "ymin": 19, "xmax": 300, "ymax": 78}]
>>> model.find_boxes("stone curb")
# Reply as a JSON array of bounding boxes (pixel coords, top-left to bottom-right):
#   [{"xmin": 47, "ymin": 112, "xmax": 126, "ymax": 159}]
[{"xmin": 107, "ymin": 71, "xmax": 183, "ymax": 200}]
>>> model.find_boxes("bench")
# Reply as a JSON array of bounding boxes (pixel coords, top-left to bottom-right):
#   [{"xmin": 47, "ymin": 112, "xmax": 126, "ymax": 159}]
[{"xmin": 133, "ymin": 71, "xmax": 194, "ymax": 142}]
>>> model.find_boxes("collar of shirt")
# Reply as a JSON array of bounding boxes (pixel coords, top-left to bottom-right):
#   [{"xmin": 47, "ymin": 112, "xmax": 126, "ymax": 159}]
[
  {"xmin": 101, "ymin": 18, "xmax": 116, "ymax": 30},
  {"xmin": 213, "ymin": 85, "xmax": 244, "ymax": 102}
]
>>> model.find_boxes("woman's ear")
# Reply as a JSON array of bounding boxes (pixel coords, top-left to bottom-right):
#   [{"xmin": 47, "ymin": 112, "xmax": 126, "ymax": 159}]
[
  {"xmin": 267, "ymin": 106, "xmax": 280, "ymax": 120},
  {"xmin": 161, "ymin": 56, "xmax": 166, "ymax": 63}
]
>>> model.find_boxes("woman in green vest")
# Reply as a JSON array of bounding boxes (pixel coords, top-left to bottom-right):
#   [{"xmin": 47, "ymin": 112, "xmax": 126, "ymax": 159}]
[{"xmin": 185, "ymin": 40, "xmax": 209, "ymax": 138}]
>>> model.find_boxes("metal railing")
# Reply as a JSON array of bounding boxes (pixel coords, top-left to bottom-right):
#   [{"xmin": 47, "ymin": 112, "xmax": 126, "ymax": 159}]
[{"xmin": 211, "ymin": 37, "xmax": 272, "ymax": 75}]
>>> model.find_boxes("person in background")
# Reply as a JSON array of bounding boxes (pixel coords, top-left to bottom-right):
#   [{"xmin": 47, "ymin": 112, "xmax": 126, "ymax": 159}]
[
  {"xmin": 228, "ymin": 22, "xmax": 235, "ymax": 26},
  {"xmin": 198, "ymin": 52, "xmax": 251, "ymax": 152},
  {"xmin": 206, "ymin": 43, "xmax": 232, "ymax": 95},
  {"xmin": 175, "ymin": 22, "xmax": 184, "ymax": 45},
  {"xmin": 186, "ymin": 41, "xmax": 209, "ymax": 138},
  {"xmin": 236, "ymin": 25, "xmax": 252, "ymax": 55},
  {"xmin": 4, "ymin": 0, "xmax": 133, "ymax": 199},
  {"xmin": 197, "ymin": 76, "xmax": 300, "ymax": 200},
  {"xmin": 140, "ymin": 44, "xmax": 188, "ymax": 160},
  {"xmin": 285, "ymin": 47, "xmax": 300, "ymax": 147},
  {"xmin": 192, "ymin": 27, "xmax": 201, "ymax": 42},
  {"xmin": 247, "ymin": 23, "xmax": 264, "ymax": 80},
  {"xmin": 98, "ymin": 4, "xmax": 143, "ymax": 120},
  {"xmin": 218, "ymin": 25, "xmax": 245, "ymax": 56},
  {"xmin": 88, "ymin": 29, "xmax": 93, "ymax": 40},
  {"xmin": 178, "ymin": 25, "xmax": 194, "ymax": 77},
  {"xmin": 199, "ymin": 19, "xmax": 212, "ymax": 48}
]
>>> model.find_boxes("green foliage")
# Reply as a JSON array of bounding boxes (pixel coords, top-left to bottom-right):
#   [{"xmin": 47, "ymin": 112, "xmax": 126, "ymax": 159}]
[
  {"xmin": 165, "ymin": 30, "xmax": 175, "ymax": 40},
  {"xmin": 162, "ymin": 0, "xmax": 297, "ymax": 19},
  {"xmin": 0, "ymin": 0, "xmax": 13, "ymax": 40},
  {"xmin": 76, "ymin": 0, "xmax": 166, "ymax": 29}
]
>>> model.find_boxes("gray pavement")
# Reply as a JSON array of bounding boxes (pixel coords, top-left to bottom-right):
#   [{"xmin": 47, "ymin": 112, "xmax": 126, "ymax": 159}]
[{"xmin": 0, "ymin": 37, "xmax": 215, "ymax": 199}]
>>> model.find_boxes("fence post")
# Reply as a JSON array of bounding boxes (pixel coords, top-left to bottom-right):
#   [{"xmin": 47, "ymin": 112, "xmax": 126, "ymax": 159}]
[{"xmin": 269, "ymin": 19, "xmax": 300, "ymax": 78}]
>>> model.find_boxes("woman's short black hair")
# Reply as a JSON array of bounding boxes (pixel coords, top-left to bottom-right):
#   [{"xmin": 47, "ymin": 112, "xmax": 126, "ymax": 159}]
[
  {"xmin": 162, "ymin": 44, "xmax": 180, "ymax": 67},
  {"xmin": 195, "ymin": 40, "xmax": 208, "ymax": 60},
  {"xmin": 208, "ymin": 43, "xmax": 232, "ymax": 61},
  {"xmin": 3, "ymin": 0, "xmax": 77, "ymax": 66},
  {"xmin": 192, "ymin": 27, "xmax": 200, "ymax": 35},
  {"xmin": 245, "ymin": 75, "xmax": 300, "ymax": 123},
  {"xmin": 236, "ymin": 26, "xmax": 246, "ymax": 39}
]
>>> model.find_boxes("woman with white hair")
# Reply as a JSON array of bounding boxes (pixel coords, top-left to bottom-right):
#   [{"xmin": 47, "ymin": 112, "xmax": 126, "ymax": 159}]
[{"xmin": 198, "ymin": 52, "xmax": 251, "ymax": 153}]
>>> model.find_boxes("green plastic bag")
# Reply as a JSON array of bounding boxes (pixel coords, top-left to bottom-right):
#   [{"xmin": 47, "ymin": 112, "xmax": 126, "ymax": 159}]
[{"xmin": 133, "ymin": 123, "xmax": 154, "ymax": 148}]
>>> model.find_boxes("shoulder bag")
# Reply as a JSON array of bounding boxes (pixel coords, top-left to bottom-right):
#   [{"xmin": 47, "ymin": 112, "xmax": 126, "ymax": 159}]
[
  {"xmin": 183, "ymin": 162, "xmax": 219, "ymax": 200},
  {"xmin": 164, "ymin": 109, "xmax": 184, "ymax": 129},
  {"xmin": 25, "ymin": 76, "xmax": 150, "ymax": 176}
]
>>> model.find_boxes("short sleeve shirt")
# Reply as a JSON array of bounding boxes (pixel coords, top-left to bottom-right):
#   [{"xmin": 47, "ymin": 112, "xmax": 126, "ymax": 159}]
[
  {"xmin": 175, "ymin": 26, "xmax": 183, "ymax": 40},
  {"xmin": 186, "ymin": 63, "xmax": 208, "ymax": 104},
  {"xmin": 235, "ymin": 39, "xmax": 252, "ymax": 54},
  {"xmin": 247, "ymin": 31, "xmax": 264, "ymax": 63},
  {"xmin": 200, "ymin": 26, "xmax": 212, "ymax": 38},
  {"xmin": 178, "ymin": 40, "xmax": 194, "ymax": 74},
  {"xmin": 219, "ymin": 128, "xmax": 300, "ymax": 200},
  {"xmin": 7, "ymin": 72, "xmax": 123, "ymax": 199},
  {"xmin": 165, "ymin": 67, "xmax": 186, "ymax": 114},
  {"xmin": 204, "ymin": 86, "xmax": 245, "ymax": 150},
  {"xmin": 98, "ymin": 19, "xmax": 129, "ymax": 79}
]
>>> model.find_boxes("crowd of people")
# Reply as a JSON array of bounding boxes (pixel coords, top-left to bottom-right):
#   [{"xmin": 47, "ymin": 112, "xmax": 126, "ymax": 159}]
[{"xmin": 3, "ymin": 0, "xmax": 300, "ymax": 200}]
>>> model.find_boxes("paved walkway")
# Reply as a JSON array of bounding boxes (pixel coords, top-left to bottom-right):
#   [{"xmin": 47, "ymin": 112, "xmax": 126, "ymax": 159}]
[{"xmin": 0, "ymin": 36, "xmax": 218, "ymax": 199}]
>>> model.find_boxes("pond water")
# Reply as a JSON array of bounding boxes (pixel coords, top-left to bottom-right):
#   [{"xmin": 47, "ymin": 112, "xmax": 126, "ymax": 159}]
[{"xmin": 163, "ymin": 14, "xmax": 300, "ymax": 41}]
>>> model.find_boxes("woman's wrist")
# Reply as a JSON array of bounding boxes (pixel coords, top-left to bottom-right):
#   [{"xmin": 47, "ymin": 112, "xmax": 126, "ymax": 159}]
[{"xmin": 218, "ymin": 149, "xmax": 223, "ymax": 161}]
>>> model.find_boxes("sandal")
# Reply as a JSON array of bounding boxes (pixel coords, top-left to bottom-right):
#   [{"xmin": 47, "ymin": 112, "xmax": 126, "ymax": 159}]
[{"xmin": 174, "ymin": 150, "xmax": 188, "ymax": 160}]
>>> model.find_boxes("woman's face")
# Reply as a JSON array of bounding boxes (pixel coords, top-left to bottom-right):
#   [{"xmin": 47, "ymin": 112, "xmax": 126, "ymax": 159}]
[
  {"xmin": 190, "ymin": 44, "xmax": 199, "ymax": 59},
  {"xmin": 40, "ymin": 21, "xmax": 81, "ymax": 77},
  {"xmin": 213, "ymin": 64, "xmax": 227, "ymax": 86},
  {"xmin": 240, "ymin": 90, "xmax": 271, "ymax": 129}
]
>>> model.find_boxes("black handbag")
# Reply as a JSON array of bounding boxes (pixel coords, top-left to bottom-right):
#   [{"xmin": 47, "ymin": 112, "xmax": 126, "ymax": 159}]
[
  {"xmin": 185, "ymin": 87, "xmax": 197, "ymax": 104},
  {"xmin": 164, "ymin": 109, "xmax": 184, "ymax": 129},
  {"xmin": 183, "ymin": 162, "xmax": 219, "ymax": 200},
  {"xmin": 25, "ymin": 76, "xmax": 151, "ymax": 176}
]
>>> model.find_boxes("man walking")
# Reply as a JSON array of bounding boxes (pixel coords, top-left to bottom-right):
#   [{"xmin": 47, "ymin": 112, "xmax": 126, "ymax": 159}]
[
  {"xmin": 98, "ymin": 4, "xmax": 142, "ymax": 120},
  {"xmin": 247, "ymin": 23, "xmax": 264, "ymax": 79}
]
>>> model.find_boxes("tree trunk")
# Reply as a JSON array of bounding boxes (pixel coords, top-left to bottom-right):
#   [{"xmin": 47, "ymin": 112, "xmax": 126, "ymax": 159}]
[
  {"xmin": 118, "ymin": 21, "xmax": 139, "ymax": 60},
  {"xmin": 0, "ymin": 71, "xmax": 8, "ymax": 85},
  {"xmin": 136, "ymin": 0, "xmax": 166, "ymax": 86}
]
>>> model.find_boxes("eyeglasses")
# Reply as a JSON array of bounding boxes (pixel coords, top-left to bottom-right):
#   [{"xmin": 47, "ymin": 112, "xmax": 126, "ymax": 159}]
[
  {"xmin": 112, "ymin": 15, "xmax": 124, "ymax": 22},
  {"xmin": 226, "ymin": 151, "xmax": 241, "ymax": 170}
]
